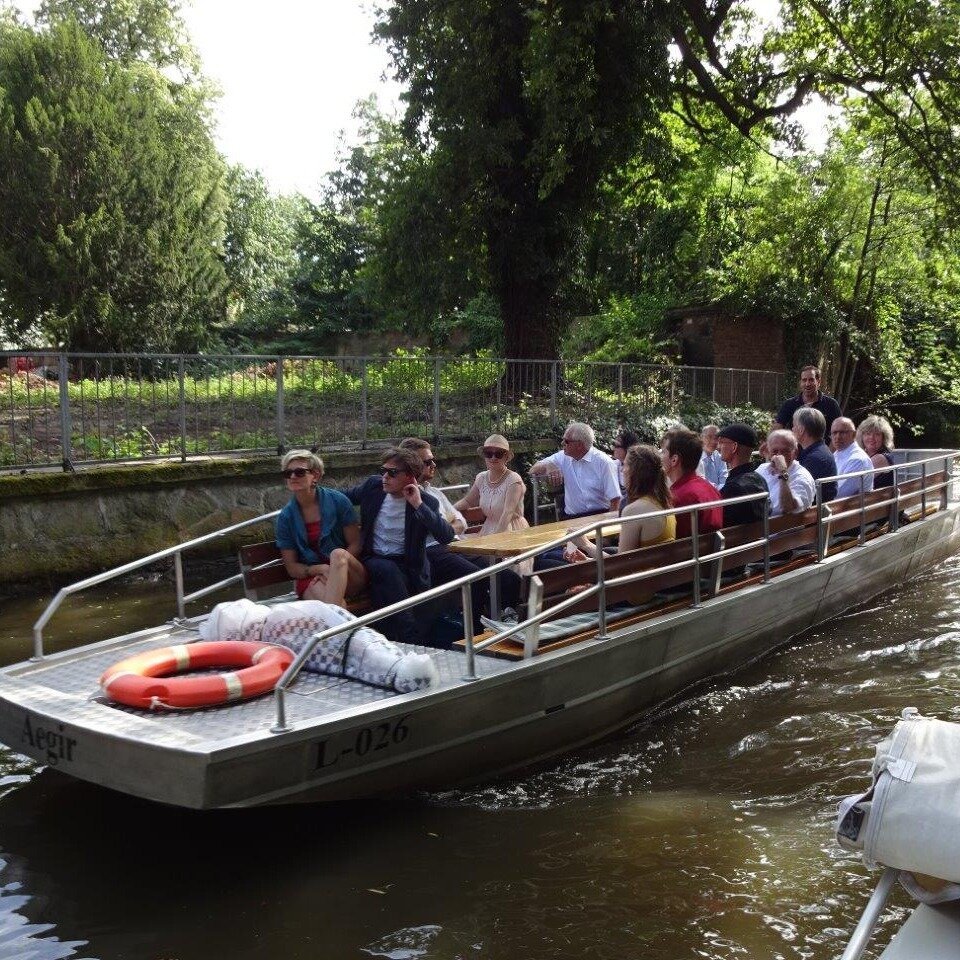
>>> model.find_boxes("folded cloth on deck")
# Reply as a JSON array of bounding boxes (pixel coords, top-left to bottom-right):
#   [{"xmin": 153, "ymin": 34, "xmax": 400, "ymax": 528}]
[{"xmin": 261, "ymin": 601, "xmax": 439, "ymax": 693}]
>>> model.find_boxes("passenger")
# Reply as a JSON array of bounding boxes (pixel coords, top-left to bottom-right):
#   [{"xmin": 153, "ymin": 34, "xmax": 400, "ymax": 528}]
[
  {"xmin": 830, "ymin": 417, "xmax": 875, "ymax": 498},
  {"xmin": 611, "ymin": 429, "xmax": 640, "ymax": 496},
  {"xmin": 698, "ymin": 425, "xmax": 728, "ymax": 488},
  {"xmin": 756, "ymin": 430, "xmax": 815, "ymax": 516},
  {"xmin": 275, "ymin": 450, "xmax": 368, "ymax": 607},
  {"xmin": 452, "ymin": 434, "xmax": 528, "ymax": 599},
  {"xmin": 529, "ymin": 421, "xmax": 621, "ymax": 519},
  {"xmin": 857, "ymin": 415, "xmax": 896, "ymax": 488},
  {"xmin": 344, "ymin": 447, "xmax": 459, "ymax": 648},
  {"xmin": 793, "ymin": 407, "xmax": 838, "ymax": 502},
  {"xmin": 773, "ymin": 364, "xmax": 842, "ymax": 435},
  {"xmin": 717, "ymin": 424, "xmax": 767, "ymax": 526},
  {"xmin": 399, "ymin": 437, "xmax": 468, "ymax": 534},
  {"xmin": 660, "ymin": 428, "xmax": 723, "ymax": 537},
  {"xmin": 454, "ymin": 435, "xmax": 527, "ymax": 536},
  {"xmin": 566, "ymin": 444, "xmax": 676, "ymax": 560}
]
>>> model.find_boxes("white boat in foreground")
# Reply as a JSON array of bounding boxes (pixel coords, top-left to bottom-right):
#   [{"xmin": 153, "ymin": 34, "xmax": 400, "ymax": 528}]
[{"xmin": 0, "ymin": 450, "xmax": 957, "ymax": 809}]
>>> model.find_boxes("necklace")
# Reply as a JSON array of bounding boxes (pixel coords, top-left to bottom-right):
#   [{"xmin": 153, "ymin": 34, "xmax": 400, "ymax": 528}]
[{"xmin": 486, "ymin": 469, "xmax": 508, "ymax": 488}]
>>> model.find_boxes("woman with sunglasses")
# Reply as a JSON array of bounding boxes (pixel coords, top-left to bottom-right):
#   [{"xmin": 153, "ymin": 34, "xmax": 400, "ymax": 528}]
[
  {"xmin": 454, "ymin": 435, "xmax": 529, "ymax": 538},
  {"xmin": 275, "ymin": 450, "xmax": 368, "ymax": 606}
]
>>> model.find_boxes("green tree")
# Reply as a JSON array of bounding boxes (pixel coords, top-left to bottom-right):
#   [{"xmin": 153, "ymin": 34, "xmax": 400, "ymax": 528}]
[
  {"xmin": 0, "ymin": 19, "xmax": 227, "ymax": 351},
  {"xmin": 376, "ymin": 0, "xmax": 960, "ymax": 359},
  {"xmin": 376, "ymin": 0, "xmax": 672, "ymax": 359}
]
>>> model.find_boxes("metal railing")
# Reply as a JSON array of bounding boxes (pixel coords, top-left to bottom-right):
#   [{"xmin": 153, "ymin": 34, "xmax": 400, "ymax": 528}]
[
  {"xmin": 1, "ymin": 351, "xmax": 783, "ymax": 470},
  {"xmin": 28, "ymin": 451, "xmax": 958, "ymax": 727},
  {"xmin": 268, "ymin": 450, "xmax": 959, "ymax": 732},
  {"xmin": 31, "ymin": 510, "xmax": 279, "ymax": 661}
]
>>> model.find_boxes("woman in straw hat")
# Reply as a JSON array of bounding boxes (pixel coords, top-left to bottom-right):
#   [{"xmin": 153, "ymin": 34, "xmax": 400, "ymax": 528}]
[{"xmin": 454, "ymin": 434, "xmax": 528, "ymax": 537}]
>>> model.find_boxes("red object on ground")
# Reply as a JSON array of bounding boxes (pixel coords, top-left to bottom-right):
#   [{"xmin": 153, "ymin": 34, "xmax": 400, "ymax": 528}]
[{"xmin": 99, "ymin": 640, "xmax": 294, "ymax": 710}]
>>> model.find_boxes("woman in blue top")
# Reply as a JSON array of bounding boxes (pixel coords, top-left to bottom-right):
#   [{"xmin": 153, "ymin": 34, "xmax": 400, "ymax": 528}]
[{"xmin": 275, "ymin": 450, "xmax": 367, "ymax": 607}]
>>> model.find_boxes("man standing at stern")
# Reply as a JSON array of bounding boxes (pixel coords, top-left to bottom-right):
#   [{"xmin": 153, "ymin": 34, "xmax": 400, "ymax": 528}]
[{"xmin": 773, "ymin": 365, "xmax": 842, "ymax": 436}]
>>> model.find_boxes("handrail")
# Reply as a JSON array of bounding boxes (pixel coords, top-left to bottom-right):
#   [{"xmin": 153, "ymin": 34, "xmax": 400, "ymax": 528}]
[
  {"xmin": 31, "ymin": 509, "xmax": 280, "ymax": 661},
  {"xmin": 269, "ymin": 490, "xmax": 772, "ymax": 731},
  {"xmin": 839, "ymin": 867, "xmax": 899, "ymax": 960}
]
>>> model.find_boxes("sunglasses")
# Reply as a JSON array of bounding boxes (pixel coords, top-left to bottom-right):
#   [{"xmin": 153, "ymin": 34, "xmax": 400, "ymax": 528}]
[
  {"xmin": 422, "ymin": 458, "xmax": 436, "ymax": 467},
  {"xmin": 483, "ymin": 449, "xmax": 507, "ymax": 459},
  {"xmin": 281, "ymin": 467, "xmax": 310, "ymax": 479},
  {"xmin": 379, "ymin": 466, "xmax": 407, "ymax": 478}
]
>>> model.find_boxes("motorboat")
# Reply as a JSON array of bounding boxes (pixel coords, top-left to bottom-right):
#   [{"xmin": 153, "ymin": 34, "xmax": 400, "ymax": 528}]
[{"xmin": 0, "ymin": 450, "xmax": 957, "ymax": 809}]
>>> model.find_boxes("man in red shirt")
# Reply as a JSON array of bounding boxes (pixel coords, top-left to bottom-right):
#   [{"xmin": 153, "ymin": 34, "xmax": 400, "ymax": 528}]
[{"xmin": 660, "ymin": 427, "xmax": 723, "ymax": 537}]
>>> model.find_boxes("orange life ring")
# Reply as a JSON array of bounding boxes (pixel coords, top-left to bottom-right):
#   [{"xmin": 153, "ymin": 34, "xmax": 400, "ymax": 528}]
[{"xmin": 100, "ymin": 641, "xmax": 294, "ymax": 711}]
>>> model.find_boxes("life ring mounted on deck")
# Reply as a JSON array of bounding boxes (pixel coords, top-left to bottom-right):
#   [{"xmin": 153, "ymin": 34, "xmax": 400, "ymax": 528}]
[{"xmin": 100, "ymin": 641, "xmax": 294, "ymax": 711}]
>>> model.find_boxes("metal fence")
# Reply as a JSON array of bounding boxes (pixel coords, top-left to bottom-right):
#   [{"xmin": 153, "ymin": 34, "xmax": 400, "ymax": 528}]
[{"xmin": 0, "ymin": 352, "xmax": 784, "ymax": 470}]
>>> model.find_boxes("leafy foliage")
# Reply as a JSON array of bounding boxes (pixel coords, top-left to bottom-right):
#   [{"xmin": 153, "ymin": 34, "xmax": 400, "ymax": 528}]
[{"xmin": 0, "ymin": 16, "xmax": 227, "ymax": 352}]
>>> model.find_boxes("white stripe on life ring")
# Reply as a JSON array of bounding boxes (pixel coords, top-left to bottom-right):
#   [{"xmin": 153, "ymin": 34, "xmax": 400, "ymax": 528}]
[
  {"xmin": 223, "ymin": 672, "xmax": 243, "ymax": 701},
  {"xmin": 103, "ymin": 670, "xmax": 139, "ymax": 691},
  {"xmin": 170, "ymin": 645, "xmax": 191, "ymax": 670}
]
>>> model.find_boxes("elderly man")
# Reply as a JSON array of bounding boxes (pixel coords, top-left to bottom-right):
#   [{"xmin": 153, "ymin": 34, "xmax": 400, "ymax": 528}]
[
  {"xmin": 660, "ymin": 427, "xmax": 723, "ymax": 537},
  {"xmin": 830, "ymin": 417, "xmax": 875, "ymax": 498},
  {"xmin": 792, "ymin": 407, "xmax": 838, "ymax": 502},
  {"xmin": 774, "ymin": 365, "xmax": 842, "ymax": 435},
  {"xmin": 344, "ymin": 447, "xmax": 457, "ymax": 647},
  {"xmin": 756, "ymin": 430, "xmax": 816, "ymax": 517},
  {"xmin": 717, "ymin": 424, "xmax": 767, "ymax": 526},
  {"xmin": 698, "ymin": 424, "xmax": 729, "ymax": 488},
  {"xmin": 530, "ymin": 421, "xmax": 621, "ymax": 519}
]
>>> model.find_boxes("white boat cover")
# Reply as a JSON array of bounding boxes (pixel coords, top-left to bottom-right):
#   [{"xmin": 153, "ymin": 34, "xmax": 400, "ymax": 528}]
[
  {"xmin": 837, "ymin": 708, "xmax": 960, "ymax": 903},
  {"xmin": 200, "ymin": 599, "xmax": 439, "ymax": 693}
]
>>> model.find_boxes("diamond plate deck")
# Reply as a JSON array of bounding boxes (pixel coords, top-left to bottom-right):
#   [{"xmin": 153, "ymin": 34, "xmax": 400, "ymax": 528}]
[{"xmin": 0, "ymin": 622, "xmax": 517, "ymax": 750}]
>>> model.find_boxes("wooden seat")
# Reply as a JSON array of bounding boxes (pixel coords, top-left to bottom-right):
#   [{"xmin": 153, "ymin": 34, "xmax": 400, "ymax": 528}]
[
  {"xmin": 461, "ymin": 506, "xmax": 486, "ymax": 535},
  {"xmin": 238, "ymin": 540, "xmax": 371, "ymax": 613}
]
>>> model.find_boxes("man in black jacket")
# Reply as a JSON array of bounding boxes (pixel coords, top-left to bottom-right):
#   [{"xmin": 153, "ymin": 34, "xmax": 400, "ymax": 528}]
[
  {"xmin": 793, "ymin": 407, "xmax": 838, "ymax": 502},
  {"xmin": 717, "ymin": 424, "xmax": 768, "ymax": 527},
  {"xmin": 344, "ymin": 448, "xmax": 488, "ymax": 644},
  {"xmin": 345, "ymin": 447, "xmax": 458, "ymax": 647}
]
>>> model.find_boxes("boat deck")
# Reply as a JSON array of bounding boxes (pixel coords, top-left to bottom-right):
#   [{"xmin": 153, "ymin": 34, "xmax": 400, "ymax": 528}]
[{"xmin": 1, "ymin": 623, "xmax": 517, "ymax": 751}]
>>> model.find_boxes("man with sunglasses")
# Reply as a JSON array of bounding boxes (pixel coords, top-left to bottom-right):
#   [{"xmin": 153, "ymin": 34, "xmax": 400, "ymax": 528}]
[
  {"xmin": 397, "ymin": 437, "xmax": 490, "ymax": 632},
  {"xmin": 529, "ymin": 421, "xmax": 621, "ymax": 519},
  {"xmin": 399, "ymin": 437, "xmax": 467, "ymax": 535},
  {"xmin": 344, "ymin": 447, "xmax": 461, "ymax": 647}
]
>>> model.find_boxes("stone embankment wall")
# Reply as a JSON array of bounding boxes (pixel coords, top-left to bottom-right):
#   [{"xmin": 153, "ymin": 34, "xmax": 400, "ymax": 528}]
[{"xmin": 0, "ymin": 442, "xmax": 541, "ymax": 588}]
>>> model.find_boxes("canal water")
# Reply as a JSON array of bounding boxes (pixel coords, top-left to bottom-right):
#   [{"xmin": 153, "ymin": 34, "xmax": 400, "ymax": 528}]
[{"xmin": 1, "ymin": 558, "xmax": 958, "ymax": 960}]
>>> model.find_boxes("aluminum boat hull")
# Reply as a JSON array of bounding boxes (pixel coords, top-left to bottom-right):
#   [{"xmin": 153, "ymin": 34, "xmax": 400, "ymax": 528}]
[{"xmin": 1, "ymin": 505, "xmax": 959, "ymax": 808}]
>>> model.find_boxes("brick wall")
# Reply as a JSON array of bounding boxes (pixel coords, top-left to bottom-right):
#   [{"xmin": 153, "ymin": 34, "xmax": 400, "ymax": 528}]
[{"xmin": 711, "ymin": 315, "xmax": 786, "ymax": 373}]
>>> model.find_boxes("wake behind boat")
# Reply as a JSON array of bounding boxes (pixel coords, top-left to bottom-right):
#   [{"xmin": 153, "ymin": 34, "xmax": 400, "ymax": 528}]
[{"xmin": 0, "ymin": 450, "xmax": 957, "ymax": 808}]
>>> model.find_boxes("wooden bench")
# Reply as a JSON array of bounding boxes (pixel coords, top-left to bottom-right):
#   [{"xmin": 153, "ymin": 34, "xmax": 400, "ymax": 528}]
[
  {"xmin": 238, "ymin": 541, "xmax": 371, "ymax": 613},
  {"xmin": 519, "ymin": 470, "xmax": 949, "ymax": 620}
]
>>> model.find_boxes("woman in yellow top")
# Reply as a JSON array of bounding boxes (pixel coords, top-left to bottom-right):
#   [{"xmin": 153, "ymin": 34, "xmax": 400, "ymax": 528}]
[{"xmin": 566, "ymin": 443, "xmax": 676, "ymax": 560}]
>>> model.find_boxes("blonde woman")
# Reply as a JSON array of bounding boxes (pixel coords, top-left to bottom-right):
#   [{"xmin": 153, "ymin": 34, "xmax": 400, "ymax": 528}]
[
  {"xmin": 856, "ymin": 415, "xmax": 896, "ymax": 489},
  {"xmin": 275, "ymin": 450, "xmax": 367, "ymax": 607},
  {"xmin": 567, "ymin": 444, "xmax": 676, "ymax": 560}
]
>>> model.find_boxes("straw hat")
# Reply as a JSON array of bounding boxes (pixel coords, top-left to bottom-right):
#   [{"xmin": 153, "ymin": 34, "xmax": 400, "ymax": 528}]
[{"xmin": 478, "ymin": 434, "xmax": 512, "ymax": 459}]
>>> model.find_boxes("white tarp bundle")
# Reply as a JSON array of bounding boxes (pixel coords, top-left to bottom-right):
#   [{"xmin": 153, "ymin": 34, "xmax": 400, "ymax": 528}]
[
  {"xmin": 836, "ymin": 707, "xmax": 960, "ymax": 903},
  {"xmin": 198, "ymin": 597, "xmax": 269, "ymax": 643},
  {"xmin": 201, "ymin": 599, "xmax": 438, "ymax": 693}
]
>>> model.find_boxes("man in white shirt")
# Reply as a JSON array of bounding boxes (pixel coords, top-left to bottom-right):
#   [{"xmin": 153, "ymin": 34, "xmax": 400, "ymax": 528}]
[
  {"xmin": 830, "ymin": 417, "xmax": 875, "ymax": 498},
  {"xmin": 530, "ymin": 422, "xmax": 621, "ymax": 518},
  {"xmin": 756, "ymin": 430, "xmax": 816, "ymax": 516}
]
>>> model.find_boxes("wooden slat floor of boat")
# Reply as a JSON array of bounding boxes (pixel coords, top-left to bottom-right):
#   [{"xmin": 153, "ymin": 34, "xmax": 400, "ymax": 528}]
[{"xmin": 1, "ymin": 626, "xmax": 516, "ymax": 748}]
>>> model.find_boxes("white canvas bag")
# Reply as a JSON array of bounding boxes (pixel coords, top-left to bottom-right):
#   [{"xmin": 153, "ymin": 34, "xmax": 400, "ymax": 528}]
[{"xmin": 836, "ymin": 707, "xmax": 960, "ymax": 901}]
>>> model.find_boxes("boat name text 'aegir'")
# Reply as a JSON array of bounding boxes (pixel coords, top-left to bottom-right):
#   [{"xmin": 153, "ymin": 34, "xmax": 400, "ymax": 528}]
[
  {"xmin": 315, "ymin": 714, "xmax": 411, "ymax": 770},
  {"xmin": 21, "ymin": 715, "xmax": 76, "ymax": 766}
]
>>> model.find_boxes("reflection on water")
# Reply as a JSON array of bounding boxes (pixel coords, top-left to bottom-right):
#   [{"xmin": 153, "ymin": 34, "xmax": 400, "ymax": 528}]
[{"xmin": 0, "ymin": 560, "xmax": 959, "ymax": 958}]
